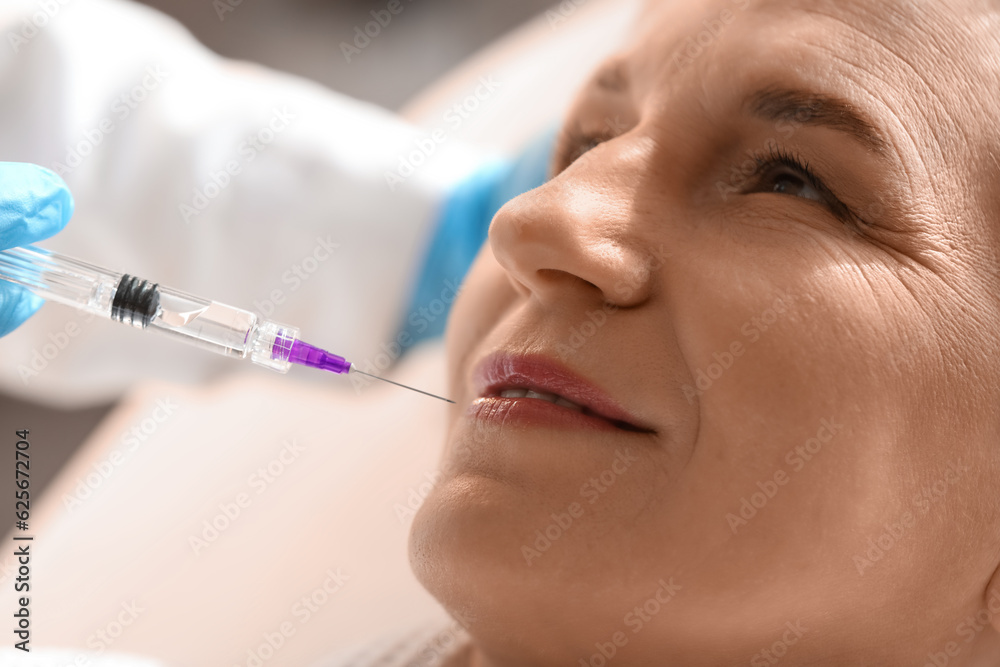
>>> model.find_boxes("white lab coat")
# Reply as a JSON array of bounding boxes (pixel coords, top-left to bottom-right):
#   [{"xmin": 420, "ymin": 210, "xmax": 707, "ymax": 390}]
[{"xmin": 0, "ymin": 0, "xmax": 496, "ymax": 407}]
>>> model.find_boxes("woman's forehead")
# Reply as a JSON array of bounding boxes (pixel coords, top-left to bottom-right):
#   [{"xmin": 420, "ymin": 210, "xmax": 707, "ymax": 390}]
[
  {"xmin": 631, "ymin": 0, "xmax": 1000, "ymax": 81},
  {"xmin": 640, "ymin": 0, "xmax": 982, "ymax": 24},
  {"xmin": 612, "ymin": 0, "xmax": 1000, "ymax": 184}
]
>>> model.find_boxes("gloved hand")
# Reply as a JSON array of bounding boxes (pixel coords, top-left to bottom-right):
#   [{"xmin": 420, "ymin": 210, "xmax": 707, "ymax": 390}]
[{"xmin": 0, "ymin": 163, "xmax": 74, "ymax": 337}]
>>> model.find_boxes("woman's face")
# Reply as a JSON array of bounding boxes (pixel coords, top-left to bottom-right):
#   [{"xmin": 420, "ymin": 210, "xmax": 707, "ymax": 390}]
[{"xmin": 411, "ymin": 0, "xmax": 1000, "ymax": 664}]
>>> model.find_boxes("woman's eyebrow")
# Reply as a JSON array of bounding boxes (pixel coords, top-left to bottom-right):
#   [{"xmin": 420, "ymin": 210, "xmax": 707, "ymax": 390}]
[{"xmin": 744, "ymin": 86, "xmax": 889, "ymax": 156}]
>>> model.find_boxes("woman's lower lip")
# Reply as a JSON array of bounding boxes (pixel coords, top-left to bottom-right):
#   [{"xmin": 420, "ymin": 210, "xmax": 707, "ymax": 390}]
[{"xmin": 468, "ymin": 396, "xmax": 631, "ymax": 433}]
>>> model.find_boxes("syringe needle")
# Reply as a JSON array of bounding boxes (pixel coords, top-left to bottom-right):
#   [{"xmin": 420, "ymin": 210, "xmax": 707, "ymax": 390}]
[{"xmin": 350, "ymin": 368, "xmax": 456, "ymax": 404}]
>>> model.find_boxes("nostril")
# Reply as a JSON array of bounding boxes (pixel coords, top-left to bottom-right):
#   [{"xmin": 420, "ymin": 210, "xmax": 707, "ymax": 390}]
[{"xmin": 535, "ymin": 268, "xmax": 598, "ymax": 293}]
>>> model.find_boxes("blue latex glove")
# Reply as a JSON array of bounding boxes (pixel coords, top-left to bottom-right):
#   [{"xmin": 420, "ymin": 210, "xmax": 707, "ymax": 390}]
[
  {"xmin": 0, "ymin": 163, "xmax": 74, "ymax": 337},
  {"xmin": 400, "ymin": 126, "xmax": 558, "ymax": 348}
]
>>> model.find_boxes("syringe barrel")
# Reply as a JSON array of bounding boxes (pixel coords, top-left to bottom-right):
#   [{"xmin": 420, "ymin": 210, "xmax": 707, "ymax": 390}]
[
  {"xmin": 147, "ymin": 286, "xmax": 256, "ymax": 357},
  {"xmin": 0, "ymin": 246, "xmax": 121, "ymax": 318},
  {"xmin": 0, "ymin": 246, "xmax": 300, "ymax": 373},
  {"xmin": 121, "ymin": 284, "xmax": 300, "ymax": 373}
]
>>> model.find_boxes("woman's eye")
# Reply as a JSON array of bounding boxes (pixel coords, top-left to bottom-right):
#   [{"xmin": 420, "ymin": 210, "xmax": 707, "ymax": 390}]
[
  {"xmin": 755, "ymin": 165, "xmax": 824, "ymax": 203},
  {"xmin": 742, "ymin": 152, "xmax": 859, "ymax": 226}
]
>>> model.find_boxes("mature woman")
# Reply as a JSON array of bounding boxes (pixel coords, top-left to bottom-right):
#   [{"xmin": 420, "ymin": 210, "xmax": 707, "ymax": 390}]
[
  {"xmin": 407, "ymin": 0, "xmax": 1000, "ymax": 664},
  {"xmin": 2, "ymin": 0, "xmax": 999, "ymax": 665}
]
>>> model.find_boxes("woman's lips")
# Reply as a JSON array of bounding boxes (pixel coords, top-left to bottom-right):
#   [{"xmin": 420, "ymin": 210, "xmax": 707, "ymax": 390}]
[{"xmin": 469, "ymin": 353, "xmax": 655, "ymax": 434}]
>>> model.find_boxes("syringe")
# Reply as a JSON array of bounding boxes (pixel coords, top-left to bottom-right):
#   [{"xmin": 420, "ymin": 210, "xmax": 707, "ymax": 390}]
[{"xmin": 0, "ymin": 246, "xmax": 454, "ymax": 403}]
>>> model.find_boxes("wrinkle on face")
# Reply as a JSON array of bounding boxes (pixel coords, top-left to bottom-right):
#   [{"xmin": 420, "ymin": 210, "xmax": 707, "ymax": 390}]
[
  {"xmin": 762, "ymin": 4, "xmax": 956, "ymax": 207},
  {"xmin": 415, "ymin": 1, "xmax": 1000, "ymax": 664}
]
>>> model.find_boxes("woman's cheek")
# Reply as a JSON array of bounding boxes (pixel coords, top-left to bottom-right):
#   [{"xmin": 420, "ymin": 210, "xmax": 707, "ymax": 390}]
[{"xmin": 445, "ymin": 249, "xmax": 516, "ymax": 388}]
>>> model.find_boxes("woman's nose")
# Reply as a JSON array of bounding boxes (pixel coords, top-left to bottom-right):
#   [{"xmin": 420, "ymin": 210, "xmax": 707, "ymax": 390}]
[{"xmin": 488, "ymin": 149, "xmax": 659, "ymax": 310}]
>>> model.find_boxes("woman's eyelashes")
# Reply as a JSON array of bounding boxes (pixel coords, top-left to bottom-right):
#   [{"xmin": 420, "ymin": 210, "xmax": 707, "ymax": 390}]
[{"xmin": 742, "ymin": 147, "xmax": 853, "ymax": 221}]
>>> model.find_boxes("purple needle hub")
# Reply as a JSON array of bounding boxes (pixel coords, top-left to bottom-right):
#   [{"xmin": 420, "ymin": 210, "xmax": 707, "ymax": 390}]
[
  {"xmin": 268, "ymin": 331, "xmax": 454, "ymax": 402},
  {"xmin": 274, "ymin": 336, "xmax": 352, "ymax": 375}
]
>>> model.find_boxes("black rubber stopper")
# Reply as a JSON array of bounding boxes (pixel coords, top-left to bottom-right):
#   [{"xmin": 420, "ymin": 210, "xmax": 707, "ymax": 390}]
[{"xmin": 111, "ymin": 274, "xmax": 160, "ymax": 328}]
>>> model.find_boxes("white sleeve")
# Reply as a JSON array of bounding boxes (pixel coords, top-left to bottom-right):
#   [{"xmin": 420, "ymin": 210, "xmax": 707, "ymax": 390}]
[{"xmin": 0, "ymin": 0, "xmax": 495, "ymax": 407}]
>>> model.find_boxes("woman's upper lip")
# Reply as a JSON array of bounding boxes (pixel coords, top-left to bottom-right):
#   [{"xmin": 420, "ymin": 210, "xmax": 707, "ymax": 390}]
[{"xmin": 471, "ymin": 352, "xmax": 655, "ymax": 433}]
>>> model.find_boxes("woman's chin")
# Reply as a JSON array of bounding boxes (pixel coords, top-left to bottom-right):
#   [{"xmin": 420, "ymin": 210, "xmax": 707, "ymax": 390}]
[{"xmin": 409, "ymin": 472, "xmax": 530, "ymax": 590}]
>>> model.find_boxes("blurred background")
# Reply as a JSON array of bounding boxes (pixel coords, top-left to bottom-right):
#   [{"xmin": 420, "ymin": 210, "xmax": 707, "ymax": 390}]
[
  {"xmin": 0, "ymin": 0, "xmax": 556, "ymax": 534},
  {"xmin": 136, "ymin": 0, "xmax": 556, "ymax": 110}
]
